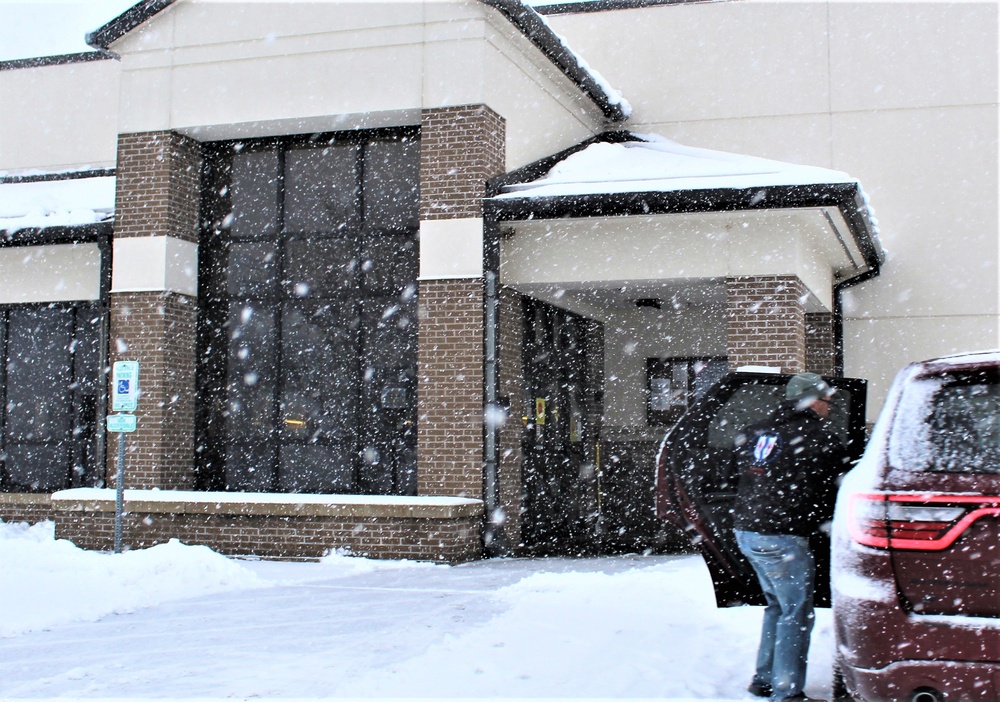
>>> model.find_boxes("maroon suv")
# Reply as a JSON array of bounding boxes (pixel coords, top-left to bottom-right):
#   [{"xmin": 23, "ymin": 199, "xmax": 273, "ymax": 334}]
[{"xmin": 832, "ymin": 351, "xmax": 1000, "ymax": 702}]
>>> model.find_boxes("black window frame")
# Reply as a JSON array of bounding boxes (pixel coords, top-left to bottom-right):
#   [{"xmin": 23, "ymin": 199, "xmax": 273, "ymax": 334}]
[
  {"xmin": 0, "ymin": 221, "xmax": 112, "ymax": 492},
  {"xmin": 195, "ymin": 127, "xmax": 421, "ymax": 495}
]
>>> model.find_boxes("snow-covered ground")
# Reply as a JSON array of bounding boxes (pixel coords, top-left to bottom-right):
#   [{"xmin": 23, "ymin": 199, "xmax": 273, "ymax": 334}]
[{"xmin": 0, "ymin": 520, "xmax": 837, "ymax": 701}]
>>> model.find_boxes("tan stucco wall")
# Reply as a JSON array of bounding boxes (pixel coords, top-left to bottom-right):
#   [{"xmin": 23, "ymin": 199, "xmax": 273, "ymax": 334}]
[
  {"xmin": 0, "ymin": 60, "xmax": 120, "ymax": 173},
  {"xmin": 110, "ymin": 0, "xmax": 606, "ymax": 169},
  {"xmin": 549, "ymin": 0, "xmax": 999, "ymax": 417}
]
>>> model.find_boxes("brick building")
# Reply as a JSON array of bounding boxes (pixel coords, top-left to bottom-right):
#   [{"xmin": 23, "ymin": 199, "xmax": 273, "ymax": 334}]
[{"xmin": 0, "ymin": 0, "xmax": 995, "ymax": 560}]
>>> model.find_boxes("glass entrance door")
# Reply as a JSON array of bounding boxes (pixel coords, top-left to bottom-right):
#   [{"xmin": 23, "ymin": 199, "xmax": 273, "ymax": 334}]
[{"xmin": 521, "ymin": 298, "xmax": 602, "ymax": 555}]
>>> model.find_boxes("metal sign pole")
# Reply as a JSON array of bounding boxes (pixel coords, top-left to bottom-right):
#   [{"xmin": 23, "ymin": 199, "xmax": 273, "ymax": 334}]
[
  {"xmin": 115, "ymin": 431, "xmax": 126, "ymax": 554},
  {"xmin": 109, "ymin": 361, "xmax": 140, "ymax": 555}
]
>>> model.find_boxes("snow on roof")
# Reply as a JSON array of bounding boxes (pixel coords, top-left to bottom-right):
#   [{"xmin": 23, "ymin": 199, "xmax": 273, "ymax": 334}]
[
  {"xmin": 0, "ymin": 175, "xmax": 116, "ymax": 233},
  {"xmin": 497, "ymin": 134, "xmax": 860, "ymax": 199}
]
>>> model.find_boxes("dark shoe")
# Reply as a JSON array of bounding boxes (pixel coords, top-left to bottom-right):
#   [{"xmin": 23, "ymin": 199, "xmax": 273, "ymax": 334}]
[{"xmin": 747, "ymin": 680, "xmax": 772, "ymax": 697}]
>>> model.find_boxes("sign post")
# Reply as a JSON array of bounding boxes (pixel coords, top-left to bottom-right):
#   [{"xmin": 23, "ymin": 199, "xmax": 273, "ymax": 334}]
[{"xmin": 108, "ymin": 361, "xmax": 140, "ymax": 554}]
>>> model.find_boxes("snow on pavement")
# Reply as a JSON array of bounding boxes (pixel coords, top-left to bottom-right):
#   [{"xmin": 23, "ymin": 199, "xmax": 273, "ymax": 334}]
[{"xmin": 0, "ymin": 520, "xmax": 836, "ymax": 700}]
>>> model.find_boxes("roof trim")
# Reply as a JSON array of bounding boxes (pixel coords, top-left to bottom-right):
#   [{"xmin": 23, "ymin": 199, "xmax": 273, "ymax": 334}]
[
  {"xmin": 533, "ymin": 0, "xmax": 713, "ymax": 16},
  {"xmin": 479, "ymin": 0, "xmax": 630, "ymax": 122},
  {"xmin": 0, "ymin": 169, "xmax": 116, "ymax": 185},
  {"xmin": 86, "ymin": 0, "xmax": 179, "ymax": 52},
  {"xmin": 0, "ymin": 51, "xmax": 111, "ymax": 72},
  {"xmin": 484, "ymin": 184, "xmax": 883, "ymax": 273}
]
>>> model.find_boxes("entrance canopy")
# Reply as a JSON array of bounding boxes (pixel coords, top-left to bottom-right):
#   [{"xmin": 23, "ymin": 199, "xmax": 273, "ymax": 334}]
[{"xmin": 484, "ymin": 133, "xmax": 884, "ymax": 315}]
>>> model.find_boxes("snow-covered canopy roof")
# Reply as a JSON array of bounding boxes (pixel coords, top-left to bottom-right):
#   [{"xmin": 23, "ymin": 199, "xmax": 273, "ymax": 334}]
[
  {"xmin": 498, "ymin": 134, "xmax": 861, "ymax": 198},
  {"xmin": 487, "ymin": 132, "xmax": 884, "ymax": 275},
  {"xmin": 0, "ymin": 174, "xmax": 116, "ymax": 234}
]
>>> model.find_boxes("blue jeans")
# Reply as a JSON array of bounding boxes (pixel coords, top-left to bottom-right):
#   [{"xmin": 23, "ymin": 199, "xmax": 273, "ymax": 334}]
[{"xmin": 735, "ymin": 530, "xmax": 815, "ymax": 701}]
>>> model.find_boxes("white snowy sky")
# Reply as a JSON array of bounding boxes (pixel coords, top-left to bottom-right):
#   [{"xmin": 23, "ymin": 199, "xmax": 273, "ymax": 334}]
[{"xmin": 0, "ymin": 0, "xmax": 137, "ymax": 61}]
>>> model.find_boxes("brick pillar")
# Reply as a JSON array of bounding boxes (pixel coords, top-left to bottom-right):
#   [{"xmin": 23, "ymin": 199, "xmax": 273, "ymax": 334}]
[
  {"xmin": 109, "ymin": 131, "xmax": 201, "ymax": 489},
  {"xmin": 805, "ymin": 312, "xmax": 836, "ymax": 377},
  {"xmin": 417, "ymin": 106, "xmax": 505, "ymax": 499},
  {"xmin": 726, "ymin": 276, "xmax": 807, "ymax": 374}
]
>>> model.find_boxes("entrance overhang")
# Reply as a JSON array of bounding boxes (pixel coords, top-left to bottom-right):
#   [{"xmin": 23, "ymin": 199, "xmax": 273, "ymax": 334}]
[{"xmin": 483, "ymin": 132, "xmax": 884, "ymax": 316}]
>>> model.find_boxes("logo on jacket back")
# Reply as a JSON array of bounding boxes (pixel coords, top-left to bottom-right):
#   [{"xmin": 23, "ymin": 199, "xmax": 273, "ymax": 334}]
[{"xmin": 753, "ymin": 434, "xmax": 781, "ymax": 464}]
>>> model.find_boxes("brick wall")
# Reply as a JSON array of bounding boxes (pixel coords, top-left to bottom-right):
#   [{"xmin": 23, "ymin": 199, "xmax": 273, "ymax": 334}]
[
  {"xmin": 726, "ymin": 276, "xmax": 807, "ymax": 373},
  {"xmin": 417, "ymin": 105, "xmax": 506, "ymax": 501},
  {"xmin": 417, "ymin": 280, "xmax": 486, "ymax": 498},
  {"xmin": 805, "ymin": 312, "xmax": 836, "ymax": 377},
  {"xmin": 497, "ymin": 285, "xmax": 525, "ymax": 547},
  {"xmin": 55, "ymin": 510, "xmax": 482, "ymax": 563},
  {"xmin": 420, "ymin": 105, "xmax": 505, "ymax": 220},
  {"xmin": 107, "ymin": 292, "xmax": 197, "ymax": 489},
  {"xmin": 115, "ymin": 131, "xmax": 202, "ymax": 242},
  {"xmin": 0, "ymin": 493, "xmax": 53, "ymax": 525}
]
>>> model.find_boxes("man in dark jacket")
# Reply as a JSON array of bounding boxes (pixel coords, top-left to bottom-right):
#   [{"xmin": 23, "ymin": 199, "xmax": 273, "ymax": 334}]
[{"xmin": 733, "ymin": 373, "xmax": 848, "ymax": 702}]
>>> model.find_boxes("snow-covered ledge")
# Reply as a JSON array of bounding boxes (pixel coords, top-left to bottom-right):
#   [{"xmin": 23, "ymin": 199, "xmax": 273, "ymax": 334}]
[{"xmin": 52, "ymin": 488, "xmax": 483, "ymax": 519}]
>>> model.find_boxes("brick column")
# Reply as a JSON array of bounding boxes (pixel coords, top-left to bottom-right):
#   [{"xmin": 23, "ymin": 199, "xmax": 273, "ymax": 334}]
[
  {"xmin": 109, "ymin": 131, "xmax": 201, "ymax": 489},
  {"xmin": 805, "ymin": 312, "xmax": 836, "ymax": 377},
  {"xmin": 726, "ymin": 276, "xmax": 807, "ymax": 374},
  {"xmin": 417, "ymin": 106, "xmax": 505, "ymax": 499}
]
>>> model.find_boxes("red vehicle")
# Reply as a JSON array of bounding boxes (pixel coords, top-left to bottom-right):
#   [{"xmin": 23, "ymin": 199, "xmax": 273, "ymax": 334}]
[{"xmin": 832, "ymin": 351, "xmax": 1000, "ymax": 702}]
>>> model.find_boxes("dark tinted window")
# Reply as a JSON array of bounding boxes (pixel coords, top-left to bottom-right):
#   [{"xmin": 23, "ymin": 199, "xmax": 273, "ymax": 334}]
[
  {"xmin": 890, "ymin": 368, "xmax": 1000, "ymax": 473},
  {"xmin": 363, "ymin": 138, "xmax": 419, "ymax": 230},
  {"xmin": 284, "ymin": 145, "xmax": 359, "ymax": 232},
  {"xmin": 231, "ymin": 150, "xmax": 280, "ymax": 238}
]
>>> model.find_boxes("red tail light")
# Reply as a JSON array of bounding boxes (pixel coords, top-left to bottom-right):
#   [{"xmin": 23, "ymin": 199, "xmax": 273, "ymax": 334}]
[{"xmin": 847, "ymin": 492, "xmax": 1000, "ymax": 551}]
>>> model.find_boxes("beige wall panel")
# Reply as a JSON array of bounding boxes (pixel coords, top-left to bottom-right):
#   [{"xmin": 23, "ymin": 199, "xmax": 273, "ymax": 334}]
[
  {"xmin": 164, "ymin": 47, "xmax": 425, "ymax": 132},
  {"xmin": 633, "ymin": 113, "xmax": 835, "ymax": 171},
  {"xmin": 836, "ymin": 105, "xmax": 998, "ymax": 319},
  {"xmin": 844, "ymin": 315, "xmax": 1000, "ymax": 421},
  {"xmin": 482, "ymin": 24, "xmax": 603, "ymax": 169},
  {"xmin": 546, "ymin": 2, "xmax": 831, "ymax": 125},
  {"xmin": 603, "ymin": 308, "xmax": 726, "ymax": 429},
  {"xmin": 0, "ymin": 61, "xmax": 119, "ymax": 172},
  {"xmin": 0, "ymin": 244, "xmax": 101, "ymax": 304},
  {"xmin": 503, "ymin": 214, "xmax": 846, "ymax": 311},
  {"xmin": 829, "ymin": 3, "xmax": 998, "ymax": 113}
]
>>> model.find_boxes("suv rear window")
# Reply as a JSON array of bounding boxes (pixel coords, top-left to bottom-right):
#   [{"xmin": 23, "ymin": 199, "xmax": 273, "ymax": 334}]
[{"xmin": 889, "ymin": 368, "xmax": 1000, "ymax": 473}]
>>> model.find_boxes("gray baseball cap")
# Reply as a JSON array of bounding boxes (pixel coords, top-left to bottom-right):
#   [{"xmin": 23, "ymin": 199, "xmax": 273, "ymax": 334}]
[{"xmin": 785, "ymin": 372, "xmax": 835, "ymax": 402}]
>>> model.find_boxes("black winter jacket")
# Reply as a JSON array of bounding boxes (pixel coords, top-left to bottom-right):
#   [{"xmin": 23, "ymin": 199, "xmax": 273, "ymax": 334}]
[{"xmin": 731, "ymin": 401, "xmax": 849, "ymax": 537}]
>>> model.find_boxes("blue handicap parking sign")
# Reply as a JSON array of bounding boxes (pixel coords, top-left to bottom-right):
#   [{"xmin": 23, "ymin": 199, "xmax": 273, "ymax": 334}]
[{"xmin": 117, "ymin": 379, "xmax": 130, "ymax": 394}]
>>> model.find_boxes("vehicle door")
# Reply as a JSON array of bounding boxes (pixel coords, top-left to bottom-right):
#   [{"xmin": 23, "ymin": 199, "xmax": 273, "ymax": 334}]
[{"xmin": 655, "ymin": 372, "xmax": 867, "ymax": 607}]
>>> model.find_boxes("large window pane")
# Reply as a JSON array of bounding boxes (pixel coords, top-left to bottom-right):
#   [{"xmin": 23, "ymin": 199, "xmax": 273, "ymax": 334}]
[
  {"xmin": 226, "ymin": 303, "xmax": 277, "ymax": 442},
  {"xmin": 227, "ymin": 241, "xmax": 280, "ymax": 299},
  {"xmin": 281, "ymin": 303, "xmax": 359, "ymax": 443},
  {"xmin": 284, "ymin": 238, "xmax": 358, "ymax": 299},
  {"xmin": 285, "ymin": 145, "xmax": 359, "ymax": 233},
  {"xmin": 364, "ymin": 138, "xmax": 419, "ymax": 230},
  {"xmin": 5, "ymin": 309, "xmax": 73, "ymax": 443},
  {"xmin": 360, "ymin": 233, "xmax": 418, "ymax": 296},
  {"xmin": 232, "ymin": 150, "xmax": 280, "ymax": 238}
]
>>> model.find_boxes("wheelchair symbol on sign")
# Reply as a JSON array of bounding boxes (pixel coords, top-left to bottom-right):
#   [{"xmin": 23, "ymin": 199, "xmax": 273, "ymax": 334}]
[{"xmin": 117, "ymin": 380, "xmax": 130, "ymax": 395}]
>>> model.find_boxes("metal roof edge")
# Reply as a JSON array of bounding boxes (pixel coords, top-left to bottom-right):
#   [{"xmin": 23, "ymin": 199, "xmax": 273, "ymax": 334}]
[
  {"xmin": 86, "ymin": 0, "xmax": 178, "ymax": 52},
  {"xmin": 0, "ymin": 51, "xmax": 112, "ymax": 71},
  {"xmin": 479, "ymin": 0, "xmax": 630, "ymax": 123}
]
